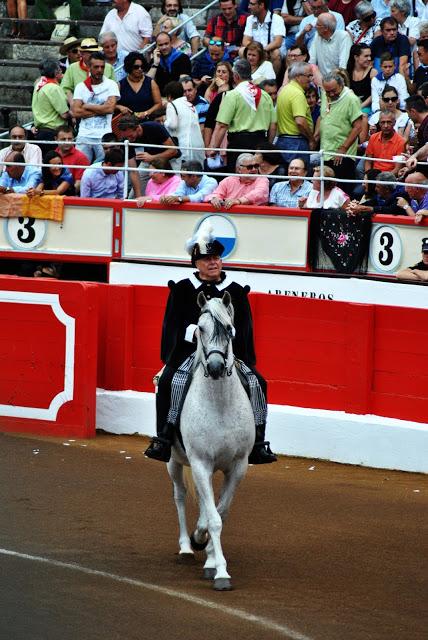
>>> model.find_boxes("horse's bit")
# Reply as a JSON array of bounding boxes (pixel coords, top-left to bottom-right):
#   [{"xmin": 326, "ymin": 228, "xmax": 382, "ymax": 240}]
[{"xmin": 199, "ymin": 311, "xmax": 234, "ymax": 378}]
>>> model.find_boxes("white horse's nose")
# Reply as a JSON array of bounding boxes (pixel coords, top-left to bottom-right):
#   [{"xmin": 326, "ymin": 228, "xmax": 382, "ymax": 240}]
[{"xmin": 207, "ymin": 354, "xmax": 225, "ymax": 379}]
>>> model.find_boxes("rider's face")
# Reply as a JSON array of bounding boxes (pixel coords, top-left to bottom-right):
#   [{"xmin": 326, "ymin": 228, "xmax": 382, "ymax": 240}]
[{"xmin": 196, "ymin": 254, "xmax": 223, "ymax": 282}]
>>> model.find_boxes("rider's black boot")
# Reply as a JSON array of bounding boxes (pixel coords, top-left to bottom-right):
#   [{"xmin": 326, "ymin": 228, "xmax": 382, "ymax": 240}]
[
  {"xmin": 144, "ymin": 423, "xmax": 174, "ymax": 462},
  {"xmin": 248, "ymin": 424, "xmax": 277, "ymax": 464}
]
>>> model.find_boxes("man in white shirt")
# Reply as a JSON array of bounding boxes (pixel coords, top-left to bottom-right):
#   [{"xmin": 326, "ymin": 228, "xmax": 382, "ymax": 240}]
[
  {"xmin": 295, "ymin": 0, "xmax": 346, "ymax": 50},
  {"xmin": 309, "ymin": 13, "xmax": 352, "ymax": 76},
  {"xmin": 0, "ymin": 126, "xmax": 42, "ymax": 174},
  {"xmin": 100, "ymin": 0, "xmax": 152, "ymax": 53},
  {"xmin": 242, "ymin": 0, "xmax": 285, "ymax": 73},
  {"xmin": 72, "ymin": 54, "xmax": 120, "ymax": 163}
]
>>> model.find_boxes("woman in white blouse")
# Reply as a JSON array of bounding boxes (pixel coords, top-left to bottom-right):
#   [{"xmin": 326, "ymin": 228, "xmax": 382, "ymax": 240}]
[
  {"xmin": 299, "ymin": 165, "xmax": 350, "ymax": 209},
  {"xmin": 244, "ymin": 42, "xmax": 276, "ymax": 84}
]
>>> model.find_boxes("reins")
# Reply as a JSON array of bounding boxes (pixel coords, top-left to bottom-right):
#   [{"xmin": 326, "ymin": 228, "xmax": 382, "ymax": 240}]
[{"xmin": 198, "ymin": 309, "xmax": 234, "ymax": 378}]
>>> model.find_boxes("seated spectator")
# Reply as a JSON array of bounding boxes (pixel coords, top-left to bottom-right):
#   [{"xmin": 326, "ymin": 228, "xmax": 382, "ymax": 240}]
[
  {"xmin": 254, "ymin": 144, "xmax": 287, "ymax": 186},
  {"xmin": 0, "ymin": 152, "xmax": 41, "ymax": 194},
  {"xmin": 80, "ymin": 149, "xmax": 125, "ymax": 199},
  {"xmin": 391, "ymin": 0, "xmax": 420, "ymax": 48},
  {"xmin": 204, "ymin": 62, "xmax": 234, "ymax": 103},
  {"xmin": 99, "ymin": 31, "xmax": 127, "ymax": 82},
  {"xmin": 59, "ymin": 37, "xmax": 82, "ymax": 74},
  {"xmin": 346, "ymin": 170, "xmax": 408, "ymax": 214},
  {"xmin": 305, "ymin": 85, "xmax": 320, "ymax": 127},
  {"xmin": 396, "ymin": 237, "xmax": 428, "ymax": 281},
  {"xmin": 164, "ymin": 81, "xmax": 205, "ymax": 167},
  {"xmin": 281, "ymin": 45, "xmax": 311, "ymax": 87},
  {"xmin": 161, "ymin": 0, "xmax": 200, "ymax": 55},
  {"xmin": 297, "ymin": 0, "xmax": 345, "ymax": 51},
  {"xmin": 32, "ymin": 59, "xmax": 70, "ymax": 153},
  {"xmin": 55, "ymin": 125, "xmax": 90, "ymax": 195},
  {"xmin": 244, "ymin": 41, "xmax": 276, "ymax": 84},
  {"xmin": 346, "ymin": 1, "xmax": 381, "ymax": 46},
  {"xmin": 154, "ymin": 16, "xmax": 192, "ymax": 57},
  {"xmin": 61, "ymin": 38, "xmax": 116, "ymax": 108},
  {"xmin": 32, "ymin": 150, "xmax": 74, "ymax": 196},
  {"xmin": 347, "ymin": 44, "xmax": 377, "ymax": 114},
  {"xmin": 72, "ymin": 53, "xmax": 120, "ymax": 164},
  {"xmin": 99, "ymin": 0, "xmax": 152, "ymax": 53},
  {"xmin": 365, "ymin": 111, "xmax": 407, "ymax": 174},
  {"xmin": 181, "ymin": 77, "xmax": 210, "ymax": 127},
  {"xmin": 160, "ymin": 160, "xmax": 218, "ymax": 204},
  {"xmin": 308, "ymin": 13, "xmax": 352, "ymax": 77},
  {"xmin": 269, "ymin": 157, "xmax": 312, "ymax": 207},
  {"xmin": 299, "ymin": 165, "xmax": 350, "ymax": 208},
  {"xmin": 359, "ymin": 167, "xmax": 382, "ymax": 202},
  {"xmin": 404, "ymin": 95, "xmax": 428, "ymax": 167},
  {"xmin": 371, "ymin": 16, "xmax": 411, "ymax": 75},
  {"xmin": 204, "ymin": 0, "xmax": 247, "ymax": 55},
  {"xmin": 242, "ymin": 0, "xmax": 285, "ymax": 74},
  {"xmin": 204, "ymin": 152, "xmax": 269, "ymax": 209},
  {"xmin": 147, "ymin": 32, "xmax": 192, "ymax": 95},
  {"xmin": 117, "ymin": 114, "xmax": 179, "ymax": 198},
  {"xmin": 396, "ymin": 171, "xmax": 428, "ymax": 221},
  {"xmin": 407, "ymin": 39, "xmax": 428, "ymax": 94},
  {"xmin": 281, "ymin": 0, "xmax": 310, "ymax": 50},
  {"xmin": 0, "ymin": 126, "xmax": 42, "ymax": 174},
  {"xmin": 137, "ymin": 158, "xmax": 181, "ymax": 205},
  {"xmin": 192, "ymin": 38, "xmax": 231, "ymax": 90},
  {"xmin": 371, "ymin": 52, "xmax": 409, "ymax": 111},
  {"xmin": 117, "ymin": 52, "xmax": 162, "ymax": 120},
  {"xmin": 370, "ymin": 85, "xmax": 413, "ymax": 141}
]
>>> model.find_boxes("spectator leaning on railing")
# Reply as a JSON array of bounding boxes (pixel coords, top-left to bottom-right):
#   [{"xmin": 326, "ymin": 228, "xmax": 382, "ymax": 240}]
[
  {"xmin": 80, "ymin": 148, "xmax": 125, "ymax": 199},
  {"xmin": 396, "ymin": 237, "xmax": 428, "ymax": 282},
  {"xmin": 0, "ymin": 152, "xmax": 41, "ymax": 194},
  {"xmin": 55, "ymin": 125, "xmax": 90, "ymax": 195},
  {"xmin": 204, "ymin": 152, "xmax": 269, "ymax": 209},
  {"xmin": 160, "ymin": 161, "xmax": 218, "ymax": 205},
  {"xmin": 0, "ymin": 126, "xmax": 42, "ymax": 174}
]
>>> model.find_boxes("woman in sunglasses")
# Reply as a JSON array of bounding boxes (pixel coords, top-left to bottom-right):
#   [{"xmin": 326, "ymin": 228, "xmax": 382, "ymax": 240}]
[
  {"xmin": 346, "ymin": 2, "xmax": 381, "ymax": 45},
  {"xmin": 116, "ymin": 51, "xmax": 162, "ymax": 121},
  {"xmin": 368, "ymin": 85, "xmax": 413, "ymax": 141}
]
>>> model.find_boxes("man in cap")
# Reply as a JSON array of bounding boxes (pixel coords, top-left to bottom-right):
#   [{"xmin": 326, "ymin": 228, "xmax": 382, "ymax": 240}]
[
  {"xmin": 396, "ymin": 238, "xmax": 428, "ymax": 281},
  {"xmin": 61, "ymin": 38, "xmax": 116, "ymax": 108},
  {"xmin": 144, "ymin": 221, "xmax": 277, "ymax": 465}
]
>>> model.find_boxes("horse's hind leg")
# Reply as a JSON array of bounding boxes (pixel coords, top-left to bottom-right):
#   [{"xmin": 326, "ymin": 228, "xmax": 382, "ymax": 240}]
[{"xmin": 167, "ymin": 458, "xmax": 193, "ymax": 556}]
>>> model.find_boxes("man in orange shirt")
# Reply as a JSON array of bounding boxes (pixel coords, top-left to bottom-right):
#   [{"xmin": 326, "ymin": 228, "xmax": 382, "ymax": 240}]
[{"xmin": 364, "ymin": 111, "xmax": 406, "ymax": 175}]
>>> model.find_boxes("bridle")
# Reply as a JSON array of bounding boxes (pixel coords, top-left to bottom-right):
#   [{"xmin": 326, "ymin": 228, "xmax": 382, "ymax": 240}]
[{"xmin": 198, "ymin": 310, "xmax": 234, "ymax": 377}]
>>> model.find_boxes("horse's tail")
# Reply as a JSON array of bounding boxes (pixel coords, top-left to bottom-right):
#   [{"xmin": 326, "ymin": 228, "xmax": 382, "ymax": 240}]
[{"xmin": 183, "ymin": 466, "xmax": 197, "ymax": 503}]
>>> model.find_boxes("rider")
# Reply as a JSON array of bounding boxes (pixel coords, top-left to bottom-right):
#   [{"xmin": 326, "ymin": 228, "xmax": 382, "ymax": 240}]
[{"xmin": 144, "ymin": 221, "xmax": 277, "ymax": 465}]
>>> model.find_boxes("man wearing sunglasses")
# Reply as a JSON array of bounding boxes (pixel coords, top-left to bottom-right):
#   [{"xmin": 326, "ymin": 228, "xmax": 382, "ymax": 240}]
[
  {"xmin": 191, "ymin": 38, "xmax": 231, "ymax": 88},
  {"xmin": 204, "ymin": 0, "xmax": 248, "ymax": 50},
  {"xmin": 204, "ymin": 152, "xmax": 269, "ymax": 209}
]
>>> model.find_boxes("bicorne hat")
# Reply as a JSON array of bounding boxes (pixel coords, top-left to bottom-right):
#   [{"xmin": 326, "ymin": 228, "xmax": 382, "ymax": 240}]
[
  {"xmin": 186, "ymin": 220, "xmax": 225, "ymax": 267},
  {"xmin": 422, "ymin": 237, "xmax": 428, "ymax": 253}
]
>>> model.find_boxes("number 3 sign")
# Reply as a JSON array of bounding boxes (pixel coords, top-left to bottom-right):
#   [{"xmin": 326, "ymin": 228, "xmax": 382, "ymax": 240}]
[
  {"xmin": 369, "ymin": 225, "xmax": 402, "ymax": 273},
  {"xmin": 5, "ymin": 217, "xmax": 47, "ymax": 250}
]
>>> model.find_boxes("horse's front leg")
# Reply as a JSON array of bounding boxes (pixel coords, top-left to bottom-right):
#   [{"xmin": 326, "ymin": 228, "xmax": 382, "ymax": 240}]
[
  {"xmin": 217, "ymin": 458, "xmax": 248, "ymax": 523},
  {"xmin": 190, "ymin": 460, "xmax": 232, "ymax": 590},
  {"xmin": 167, "ymin": 458, "xmax": 194, "ymax": 556}
]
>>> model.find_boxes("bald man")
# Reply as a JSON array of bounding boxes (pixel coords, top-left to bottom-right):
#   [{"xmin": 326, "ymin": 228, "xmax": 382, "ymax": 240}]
[
  {"xmin": 309, "ymin": 13, "xmax": 352, "ymax": 76},
  {"xmin": 0, "ymin": 151, "xmax": 41, "ymax": 194}
]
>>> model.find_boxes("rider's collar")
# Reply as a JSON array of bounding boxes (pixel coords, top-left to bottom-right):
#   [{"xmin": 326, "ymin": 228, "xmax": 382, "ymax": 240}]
[{"xmin": 190, "ymin": 271, "xmax": 228, "ymax": 290}]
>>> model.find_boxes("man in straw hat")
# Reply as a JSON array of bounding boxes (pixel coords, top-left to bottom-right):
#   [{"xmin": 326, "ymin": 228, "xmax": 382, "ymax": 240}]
[
  {"xmin": 61, "ymin": 38, "xmax": 116, "ymax": 107},
  {"xmin": 59, "ymin": 37, "xmax": 82, "ymax": 73},
  {"xmin": 144, "ymin": 220, "xmax": 277, "ymax": 465}
]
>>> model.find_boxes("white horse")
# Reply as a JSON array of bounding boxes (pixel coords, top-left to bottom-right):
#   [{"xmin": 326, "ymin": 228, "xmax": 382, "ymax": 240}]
[{"xmin": 167, "ymin": 291, "xmax": 255, "ymax": 591}]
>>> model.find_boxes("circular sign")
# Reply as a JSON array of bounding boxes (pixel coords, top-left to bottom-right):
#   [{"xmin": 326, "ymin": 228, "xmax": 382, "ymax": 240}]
[
  {"xmin": 194, "ymin": 214, "xmax": 237, "ymax": 259},
  {"xmin": 5, "ymin": 217, "xmax": 47, "ymax": 250},
  {"xmin": 370, "ymin": 225, "xmax": 402, "ymax": 273}
]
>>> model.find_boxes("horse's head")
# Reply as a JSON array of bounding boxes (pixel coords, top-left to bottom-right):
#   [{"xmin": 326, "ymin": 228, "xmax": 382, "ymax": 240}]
[{"xmin": 196, "ymin": 292, "xmax": 235, "ymax": 379}]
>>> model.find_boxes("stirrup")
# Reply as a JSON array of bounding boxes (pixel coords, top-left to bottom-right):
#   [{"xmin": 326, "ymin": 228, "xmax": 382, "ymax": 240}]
[
  {"xmin": 144, "ymin": 436, "xmax": 171, "ymax": 462},
  {"xmin": 248, "ymin": 440, "xmax": 277, "ymax": 465}
]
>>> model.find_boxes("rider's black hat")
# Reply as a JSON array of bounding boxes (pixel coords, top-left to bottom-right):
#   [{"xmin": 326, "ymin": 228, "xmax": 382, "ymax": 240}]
[{"xmin": 186, "ymin": 220, "xmax": 225, "ymax": 266}]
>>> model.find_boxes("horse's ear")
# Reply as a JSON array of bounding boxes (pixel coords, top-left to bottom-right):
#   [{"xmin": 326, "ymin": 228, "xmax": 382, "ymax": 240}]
[
  {"xmin": 222, "ymin": 291, "xmax": 231, "ymax": 307},
  {"xmin": 197, "ymin": 291, "xmax": 207, "ymax": 308}
]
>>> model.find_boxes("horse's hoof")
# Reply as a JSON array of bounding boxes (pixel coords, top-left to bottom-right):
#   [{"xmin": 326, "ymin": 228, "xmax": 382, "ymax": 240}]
[
  {"xmin": 177, "ymin": 552, "xmax": 196, "ymax": 564},
  {"xmin": 213, "ymin": 577, "xmax": 233, "ymax": 591},
  {"xmin": 190, "ymin": 533, "xmax": 208, "ymax": 551},
  {"xmin": 202, "ymin": 567, "xmax": 216, "ymax": 580}
]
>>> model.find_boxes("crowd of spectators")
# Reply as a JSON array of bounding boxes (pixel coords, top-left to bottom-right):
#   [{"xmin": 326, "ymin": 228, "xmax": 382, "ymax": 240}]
[{"xmin": 2, "ymin": 0, "xmax": 428, "ymax": 243}]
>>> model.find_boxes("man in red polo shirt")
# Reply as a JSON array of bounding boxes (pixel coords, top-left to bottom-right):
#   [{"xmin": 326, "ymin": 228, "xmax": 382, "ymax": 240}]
[
  {"xmin": 364, "ymin": 111, "xmax": 406, "ymax": 175},
  {"xmin": 55, "ymin": 125, "xmax": 90, "ymax": 195},
  {"xmin": 203, "ymin": 0, "xmax": 247, "ymax": 51}
]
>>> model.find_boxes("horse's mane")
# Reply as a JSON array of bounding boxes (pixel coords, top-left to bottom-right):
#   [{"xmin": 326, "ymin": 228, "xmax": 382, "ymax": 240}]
[{"xmin": 194, "ymin": 298, "xmax": 234, "ymax": 368}]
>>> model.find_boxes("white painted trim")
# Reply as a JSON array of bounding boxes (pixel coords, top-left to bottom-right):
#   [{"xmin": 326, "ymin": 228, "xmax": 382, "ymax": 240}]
[
  {"xmin": 0, "ymin": 290, "xmax": 75, "ymax": 421},
  {"xmin": 96, "ymin": 388, "xmax": 428, "ymax": 474}
]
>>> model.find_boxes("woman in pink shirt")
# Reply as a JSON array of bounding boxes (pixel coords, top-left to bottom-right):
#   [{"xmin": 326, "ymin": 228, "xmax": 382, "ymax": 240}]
[{"xmin": 136, "ymin": 157, "xmax": 181, "ymax": 206}]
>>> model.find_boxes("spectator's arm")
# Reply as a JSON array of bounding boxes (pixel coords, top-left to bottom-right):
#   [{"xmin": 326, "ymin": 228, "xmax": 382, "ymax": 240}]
[
  {"xmin": 294, "ymin": 116, "xmax": 314, "ymax": 146},
  {"xmin": 340, "ymin": 116, "xmax": 363, "ymax": 154},
  {"xmin": 396, "ymin": 267, "xmax": 428, "ymax": 281},
  {"xmin": 242, "ymin": 34, "xmax": 252, "ymax": 47},
  {"xmin": 128, "ymin": 158, "xmax": 142, "ymax": 198},
  {"xmin": 240, "ymin": 178, "xmax": 269, "ymax": 206},
  {"xmin": 82, "ymin": 96, "xmax": 117, "ymax": 115},
  {"xmin": 268, "ymin": 122, "xmax": 277, "ymax": 143},
  {"xmin": 265, "ymin": 35, "xmax": 283, "ymax": 53},
  {"xmin": 190, "ymin": 35, "xmax": 200, "ymax": 55},
  {"xmin": 79, "ymin": 173, "xmax": 91, "ymax": 198},
  {"xmin": 207, "ymin": 122, "xmax": 229, "ymax": 156},
  {"xmin": 43, "ymin": 180, "xmax": 72, "ymax": 196}
]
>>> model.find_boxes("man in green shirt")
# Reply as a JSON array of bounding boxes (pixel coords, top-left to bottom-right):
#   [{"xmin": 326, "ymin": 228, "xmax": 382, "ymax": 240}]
[
  {"xmin": 276, "ymin": 61, "xmax": 316, "ymax": 166},
  {"xmin": 318, "ymin": 71, "xmax": 363, "ymax": 195},
  {"xmin": 208, "ymin": 58, "xmax": 276, "ymax": 173},
  {"xmin": 32, "ymin": 58, "xmax": 70, "ymax": 156}
]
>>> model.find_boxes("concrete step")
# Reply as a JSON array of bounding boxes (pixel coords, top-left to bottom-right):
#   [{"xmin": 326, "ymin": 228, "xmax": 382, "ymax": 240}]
[
  {"xmin": 0, "ymin": 58, "xmax": 40, "ymax": 81},
  {"xmin": 0, "ymin": 80, "xmax": 34, "ymax": 104},
  {"xmin": 0, "ymin": 39, "xmax": 61, "ymax": 60}
]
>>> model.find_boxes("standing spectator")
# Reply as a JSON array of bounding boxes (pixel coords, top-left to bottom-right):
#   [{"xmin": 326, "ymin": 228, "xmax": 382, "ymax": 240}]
[
  {"xmin": 147, "ymin": 32, "xmax": 192, "ymax": 95},
  {"xmin": 61, "ymin": 39, "xmax": 116, "ymax": 108},
  {"xmin": 309, "ymin": 13, "xmax": 352, "ymax": 76},
  {"xmin": 164, "ymin": 81, "xmax": 205, "ymax": 167},
  {"xmin": 35, "ymin": 150, "xmax": 74, "ymax": 196},
  {"xmin": 276, "ymin": 61, "xmax": 315, "ymax": 164},
  {"xmin": 72, "ymin": 53, "xmax": 120, "ymax": 163},
  {"xmin": 347, "ymin": 44, "xmax": 378, "ymax": 113},
  {"xmin": 259, "ymin": 78, "xmax": 278, "ymax": 105},
  {"xmin": 204, "ymin": 0, "xmax": 248, "ymax": 52},
  {"xmin": 207, "ymin": 59, "xmax": 277, "ymax": 172},
  {"xmin": 371, "ymin": 51, "xmax": 409, "ymax": 111},
  {"xmin": 55, "ymin": 125, "xmax": 90, "ymax": 195},
  {"xmin": 80, "ymin": 149, "xmax": 125, "ymax": 199},
  {"xmin": 205, "ymin": 152, "xmax": 269, "ymax": 208},
  {"xmin": 31, "ymin": 59, "xmax": 70, "ymax": 153},
  {"xmin": 296, "ymin": 0, "xmax": 345, "ymax": 50},
  {"xmin": 405, "ymin": 95, "xmax": 428, "ymax": 167},
  {"xmin": 0, "ymin": 152, "xmax": 41, "ymax": 194},
  {"xmin": 204, "ymin": 61, "xmax": 234, "ymax": 103},
  {"xmin": 327, "ymin": 0, "xmax": 360, "ymax": 25},
  {"xmin": 99, "ymin": 31, "xmax": 127, "ymax": 82},
  {"xmin": 116, "ymin": 52, "xmax": 162, "ymax": 120},
  {"xmin": 181, "ymin": 77, "xmax": 210, "ymax": 127},
  {"xmin": 100, "ymin": 0, "xmax": 152, "ymax": 53},
  {"xmin": 242, "ymin": 0, "xmax": 285, "ymax": 74},
  {"xmin": 346, "ymin": 1, "xmax": 381, "ymax": 46},
  {"xmin": 299, "ymin": 165, "xmax": 350, "ymax": 208},
  {"xmin": 244, "ymin": 41, "xmax": 276, "ymax": 83},
  {"xmin": 408, "ymin": 39, "xmax": 428, "ymax": 92},
  {"xmin": 191, "ymin": 38, "xmax": 231, "ymax": 90},
  {"xmin": 371, "ymin": 17, "xmax": 411, "ymax": 74},
  {"xmin": 364, "ymin": 111, "xmax": 407, "ymax": 174},
  {"xmin": 318, "ymin": 71, "xmax": 363, "ymax": 193},
  {"xmin": 161, "ymin": 0, "xmax": 200, "ymax": 55},
  {"xmin": 160, "ymin": 161, "xmax": 218, "ymax": 204},
  {"xmin": 59, "ymin": 37, "xmax": 82, "ymax": 73},
  {"xmin": 396, "ymin": 237, "xmax": 428, "ymax": 280},
  {"xmin": 137, "ymin": 158, "xmax": 181, "ymax": 205},
  {"xmin": 269, "ymin": 157, "xmax": 312, "ymax": 207},
  {"xmin": 6, "ymin": 0, "xmax": 27, "ymax": 38},
  {"xmin": 0, "ymin": 125, "xmax": 42, "ymax": 174}
]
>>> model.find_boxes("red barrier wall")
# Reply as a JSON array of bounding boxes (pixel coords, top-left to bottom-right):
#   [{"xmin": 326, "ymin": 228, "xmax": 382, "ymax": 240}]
[
  {"xmin": 97, "ymin": 285, "xmax": 428, "ymax": 425},
  {"xmin": 0, "ymin": 277, "xmax": 99, "ymax": 438}
]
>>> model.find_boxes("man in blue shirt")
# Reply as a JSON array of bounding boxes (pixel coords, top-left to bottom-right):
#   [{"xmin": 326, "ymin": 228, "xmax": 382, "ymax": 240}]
[
  {"xmin": 269, "ymin": 157, "xmax": 312, "ymax": 208},
  {"xmin": 0, "ymin": 152, "xmax": 41, "ymax": 194},
  {"xmin": 80, "ymin": 148, "xmax": 124, "ymax": 199},
  {"xmin": 159, "ymin": 161, "xmax": 218, "ymax": 204}
]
